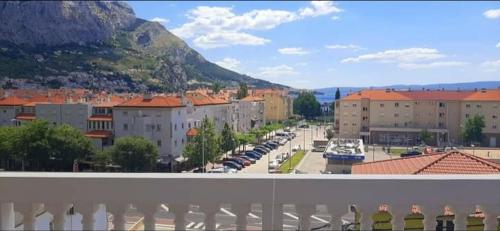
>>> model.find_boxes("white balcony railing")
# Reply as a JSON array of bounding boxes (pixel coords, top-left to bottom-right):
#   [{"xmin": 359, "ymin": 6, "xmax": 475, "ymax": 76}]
[{"xmin": 0, "ymin": 173, "xmax": 499, "ymax": 230}]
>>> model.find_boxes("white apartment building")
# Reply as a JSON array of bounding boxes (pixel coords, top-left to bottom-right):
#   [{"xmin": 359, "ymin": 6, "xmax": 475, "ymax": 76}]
[{"xmin": 113, "ymin": 95, "xmax": 188, "ymax": 163}]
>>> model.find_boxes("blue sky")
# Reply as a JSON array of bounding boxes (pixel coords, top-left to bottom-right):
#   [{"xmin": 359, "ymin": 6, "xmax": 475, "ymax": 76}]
[{"xmin": 128, "ymin": 1, "xmax": 500, "ymax": 89}]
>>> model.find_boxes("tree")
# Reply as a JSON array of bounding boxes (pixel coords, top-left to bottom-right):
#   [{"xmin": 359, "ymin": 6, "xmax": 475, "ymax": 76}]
[
  {"xmin": 420, "ymin": 129, "xmax": 433, "ymax": 145},
  {"xmin": 293, "ymin": 92, "xmax": 321, "ymax": 120},
  {"xmin": 211, "ymin": 81, "xmax": 223, "ymax": 94},
  {"xmin": 0, "ymin": 126, "xmax": 17, "ymax": 170},
  {"xmin": 16, "ymin": 120, "xmax": 53, "ymax": 171},
  {"xmin": 462, "ymin": 115, "xmax": 485, "ymax": 145},
  {"xmin": 183, "ymin": 117, "xmax": 221, "ymax": 168},
  {"xmin": 236, "ymin": 82, "xmax": 248, "ymax": 99},
  {"xmin": 236, "ymin": 132, "xmax": 255, "ymax": 152},
  {"xmin": 326, "ymin": 128, "xmax": 334, "ymax": 140},
  {"xmin": 335, "ymin": 88, "xmax": 341, "ymax": 100},
  {"xmin": 221, "ymin": 122, "xmax": 237, "ymax": 156},
  {"xmin": 48, "ymin": 124, "xmax": 96, "ymax": 171},
  {"xmin": 109, "ymin": 136, "xmax": 159, "ymax": 172}
]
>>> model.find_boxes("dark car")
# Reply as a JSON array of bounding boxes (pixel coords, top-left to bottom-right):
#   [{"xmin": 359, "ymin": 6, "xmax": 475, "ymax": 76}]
[
  {"xmin": 238, "ymin": 155, "xmax": 256, "ymax": 164},
  {"xmin": 400, "ymin": 150, "xmax": 422, "ymax": 157},
  {"xmin": 256, "ymin": 145, "xmax": 271, "ymax": 152},
  {"xmin": 265, "ymin": 142, "xmax": 279, "ymax": 149},
  {"xmin": 253, "ymin": 147, "xmax": 268, "ymax": 155},
  {"xmin": 262, "ymin": 143, "xmax": 276, "ymax": 150},
  {"xmin": 234, "ymin": 157, "xmax": 251, "ymax": 166},
  {"xmin": 228, "ymin": 158, "xmax": 246, "ymax": 167},
  {"xmin": 299, "ymin": 124, "xmax": 309, "ymax": 128},
  {"xmin": 244, "ymin": 151, "xmax": 262, "ymax": 160},
  {"xmin": 223, "ymin": 161, "xmax": 242, "ymax": 170}
]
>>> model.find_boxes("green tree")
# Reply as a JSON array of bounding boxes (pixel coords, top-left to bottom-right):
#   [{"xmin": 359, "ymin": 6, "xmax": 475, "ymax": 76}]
[
  {"xmin": 236, "ymin": 82, "xmax": 248, "ymax": 99},
  {"xmin": 183, "ymin": 117, "xmax": 221, "ymax": 168},
  {"xmin": 326, "ymin": 128, "xmax": 334, "ymax": 140},
  {"xmin": 420, "ymin": 129, "xmax": 433, "ymax": 145},
  {"xmin": 293, "ymin": 92, "xmax": 321, "ymax": 120},
  {"xmin": 16, "ymin": 120, "xmax": 53, "ymax": 171},
  {"xmin": 48, "ymin": 124, "xmax": 96, "ymax": 171},
  {"xmin": 335, "ymin": 88, "xmax": 341, "ymax": 100},
  {"xmin": 236, "ymin": 132, "xmax": 255, "ymax": 152},
  {"xmin": 211, "ymin": 81, "xmax": 223, "ymax": 94},
  {"xmin": 0, "ymin": 126, "xmax": 18, "ymax": 170},
  {"xmin": 221, "ymin": 122, "xmax": 237, "ymax": 156},
  {"xmin": 109, "ymin": 136, "xmax": 159, "ymax": 172},
  {"xmin": 462, "ymin": 115, "xmax": 485, "ymax": 145}
]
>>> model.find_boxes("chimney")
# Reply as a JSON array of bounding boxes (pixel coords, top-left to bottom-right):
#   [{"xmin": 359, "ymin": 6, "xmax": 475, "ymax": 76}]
[
  {"xmin": 385, "ymin": 88, "xmax": 391, "ymax": 93},
  {"xmin": 143, "ymin": 92, "xmax": 152, "ymax": 100},
  {"xmin": 481, "ymin": 88, "xmax": 486, "ymax": 93}
]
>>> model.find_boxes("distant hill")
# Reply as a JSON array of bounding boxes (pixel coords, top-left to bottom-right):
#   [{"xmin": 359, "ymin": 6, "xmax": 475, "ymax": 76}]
[
  {"xmin": 0, "ymin": 1, "xmax": 282, "ymax": 92},
  {"xmin": 315, "ymin": 81, "xmax": 500, "ymax": 103}
]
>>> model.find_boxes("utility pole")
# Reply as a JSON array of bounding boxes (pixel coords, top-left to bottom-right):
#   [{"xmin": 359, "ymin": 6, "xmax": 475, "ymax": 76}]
[{"xmin": 202, "ymin": 131, "xmax": 205, "ymax": 173}]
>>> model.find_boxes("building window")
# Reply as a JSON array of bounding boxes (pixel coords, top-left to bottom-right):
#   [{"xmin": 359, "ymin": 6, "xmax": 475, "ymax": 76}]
[
  {"xmin": 174, "ymin": 140, "xmax": 178, "ymax": 147},
  {"xmin": 394, "ymin": 123, "xmax": 399, "ymax": 127},
  {"xmin": 493, "ymin": 125, "xmax": 497, "ymax": 129},
  {"xmin": 394, "ymin": 113, "xmax": 399, "ymax": 117},
  {"xmin": 380, "ymin": 103, "xmax": 384, "ymax": 108},
  {"xmin": 405, "ymin": 104, "xmax": 410, "ymax": 108},
  {"xmin": 156, "ymin": 124, "xmax": 161, "ymax": 131},
  {"xmin": 465, "ymin": 114, "xmax": 470, "ymax": 118},
  {"xmin": 123, "ymin": 123, "xmax": 128, "ymax": 131},
  {"xmin": 466, "ymin": 104, "xmax": 471, "ymax": 108},
  {"xmin": 182, "ymin": 123, "xmax": 184, "ymax": 129},
  {"xmin": 174, "ymin": 124, "xmax": 177, "ymax": 131},
  {"xmin": 395, "ymin": 103, "xmax": 399, "ymax": 107},
  {"xmin": 404, "ymin": 122, "xmax": 408, "ymax": 127},
  {"xmin": 477, "ymin": 104, "xmax": 482, "ymax": 108},
  {"xmin": 439, "ymin": 102, "xmax": 446, "ymax": 108},
  {"xmin": 123, "ymin": 111, "xmax": 128, "ymax": 116},
  {"xmin": 188, "ymin": 122, "xmax": 191, "ymax": 128},
  {"xmin": 493, "ymin": 115, "xmax": 497, "ymax": 119},
  {"xmin": 352, "ymin": 103, "xmax": 357, "ymax": 107},
  {"xmin": 439, "ymin": 113, "xmax": 445, "ymax": 118},
  {"xmin": 182, "ymin": 138, "xmax": 185, "ymax": 144},
  {"xmin": 362, "ymin": 107, "xmax": 368, "ymax": 111},
  {"xmin": 157, "ymin": 140, "xmax": 162, "ymax": 147}
]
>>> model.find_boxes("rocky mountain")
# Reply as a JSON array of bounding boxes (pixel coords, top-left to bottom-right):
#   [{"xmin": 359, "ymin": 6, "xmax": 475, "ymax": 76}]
[{"xmin": 0, "ymin": 1, "xmax": 281, "ymax": 92}]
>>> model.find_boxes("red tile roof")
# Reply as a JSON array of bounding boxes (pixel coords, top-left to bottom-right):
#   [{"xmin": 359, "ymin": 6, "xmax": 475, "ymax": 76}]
[
  {"xmin": 88, "ymin": 115, "xmax": 113, "ymax": 121},
  {"xmin": 186, "ymin": 128, "xmax": 199, "ymax": 137},
  {"xmin": 342, "ymin": 89, "xmax": 500, "ymax": 101},
  {"xmin": 352, "ymin": 151, "xmax": 500, "ymax": 174},
  {"xmin": 186, "ymin": 93, "xmax": 228, "ymax": 106},
  {"xmin": 0, "ymin": 96, "xmax": 28, "ymax": 106},
  {"xmin": 15, "ymin": 113, "xmax": 35, "ymax": 121},
  {"xmin": 85, "ymin": 130, "xmax": 113, "ymax": 139},
  {"xmin": 117, "ymin": 96, "xmax": 184, "ymax": 108}
]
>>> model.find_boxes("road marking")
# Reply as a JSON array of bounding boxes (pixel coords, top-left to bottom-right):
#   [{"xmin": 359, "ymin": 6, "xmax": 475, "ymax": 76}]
[
  {"xmin": 194, "ymin": 222, "xmax": 204, "ymax": 229},
  {"xmin": 311, "ymin": 215, "xmax": 329, "ymax": 223},
  {"xmin": 284, "ymin": 212, "xmax": 299, "ymax": 220},
  {"xmin": 186, "ymin": 221, "xmax": 195, "ymax": 228},
  {"xmin": 248, "ymin": 212, "xmax": 259, "ymax": 219},
  {"xmin": 161, "ymin": 204, "xmax": 169, "ymax": 212},
  {"xmin": 128, "ymin": 217, "xmax": 144, "ymax": 231},
  {"xmin": 220, "ymin": 208, "xmax": 236, "ymax": 217}
]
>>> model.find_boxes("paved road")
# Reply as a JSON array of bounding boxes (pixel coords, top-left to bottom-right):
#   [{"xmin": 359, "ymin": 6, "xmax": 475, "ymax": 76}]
[{"xmin": 125, "ymin": 204, "xmax": 354, "ymax": 231}]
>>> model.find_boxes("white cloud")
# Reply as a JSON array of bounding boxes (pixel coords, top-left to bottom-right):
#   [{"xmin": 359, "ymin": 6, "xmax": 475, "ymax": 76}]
[
  {"xmin": 341, "ymin": 48, "xmax": 445, "ymax": 63},
  {"xmin": 150, "ymin": 17, "xmax": 169, "ymax": 24},
  {"xmin": 496, "ymin": 42, "xmax": 500, "ymax": 48},
  {"xmin": 481, "ymin": 59, "xmax": 500, "ymax": 71},
  {"xmin": 331, "ymin": 16, "xmax": 340, "ymax": 21},
  {"xmin": 215, "ymin": 58, "xmax": 241, "ymax": 71},
  {"xmin": 299, "ymin": 1, "xmax": 342, "ymax": 17},
  {"xmin": 484, "ymin": 9, "xmax": 500, "ymax": 19},
  {"xmin": 325, "ymin": 44, "xmax": 362, "ymax": 50},
  {"xmin": 278, "ymin": 47, "xmax": 310, "ymax": 55},
  {"xmin": 193, "ymin": 31, "xmax": 270, "ymax": 49},
  {"xmin": 172, "ymin": 2, "xmax": 342, "ymax": 49},
  {"xmin": 258, "ymin": 65, "xmax": 299, "ymax": 78},
  {"xmin": 398, "ymin": 61, "xmax": 468, "ymax": 69}
]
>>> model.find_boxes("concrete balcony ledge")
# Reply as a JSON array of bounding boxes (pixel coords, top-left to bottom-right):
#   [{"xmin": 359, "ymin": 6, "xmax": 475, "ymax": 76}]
[{"xmin": 1, "ymin": 173, "xmax": 499, "ymax": 230}]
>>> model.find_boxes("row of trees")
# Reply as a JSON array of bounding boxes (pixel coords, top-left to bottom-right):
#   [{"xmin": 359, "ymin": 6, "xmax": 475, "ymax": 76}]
[
  {"xmin": 0, "ymin": 120, "xmax": 159, "ymax": 172},
  {"xmin": 182, "ymin": 117, "xmax": 284, "ymax": 169}
]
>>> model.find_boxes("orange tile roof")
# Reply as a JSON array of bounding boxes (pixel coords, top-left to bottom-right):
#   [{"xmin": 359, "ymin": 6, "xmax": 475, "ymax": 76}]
[
  {"xmin": 85, "ymin": 130, "xmax": 113, "ymax": 139},
  {"xmin": 117, "ymin": 96, "xmax": 184, "ymax": 108},
  {"xmin": 0, "ymin": 96, "xmax": 28, "ymax": 106},
  {"xmin": 15, "ymin": 113, "xmax": 35, "ymax": 121},
  {"xmin": 186, "ymin": 93, "xmax": 228, "ymax": 106},
  {"xmin": 352, "ymin": 151, "xmax": 500, "ymax": 174},
  {"xmin": 186, "ymin": 128, "xmax": 199, "ymax": 137},
  {"xmin": 342, "ymin": 89, "xmax": 500, "ymax": 101},
  {"xmin": 242, "ymin": 95, "xmax": 264, "ymax": 102},
  {"xmin": 88, "ymin": 115, "xmax": 113, "ymax": 121}
]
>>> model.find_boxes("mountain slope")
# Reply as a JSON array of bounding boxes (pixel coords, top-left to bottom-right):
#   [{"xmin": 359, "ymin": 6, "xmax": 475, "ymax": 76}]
[{"xmin": 0, "ymin": 1, "xmax": 280, "ymax": 92}]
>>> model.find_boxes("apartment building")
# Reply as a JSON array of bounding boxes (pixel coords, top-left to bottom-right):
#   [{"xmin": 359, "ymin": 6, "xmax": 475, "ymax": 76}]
[
  {"xmin": 241, "ymin": 95, "xmax": 265, "ymax": 131},
  {"xmin": 185, "ymin": 92, "xmax": 231, "ymax": 132},
  {"xmin": 113, "ymin": 95, "xmax": 188, "ymax": 163},
  {"xmin": 334, "ymin": 89, "xmax": 500, "ymax": 147},
  {"xmin": 254, "ymin": 89, "xmax": 293, "ymax": 122}
]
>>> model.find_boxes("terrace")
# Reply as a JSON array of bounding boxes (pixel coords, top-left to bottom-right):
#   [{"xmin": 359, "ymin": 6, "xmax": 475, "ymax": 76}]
[{"xmin": 0, "ymin": 173, "xmax": 499, "ymax": 230}]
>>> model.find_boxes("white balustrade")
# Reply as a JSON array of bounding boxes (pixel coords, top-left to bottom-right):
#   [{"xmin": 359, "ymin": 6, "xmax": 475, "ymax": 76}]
[{"xmin": 0, "ymin": 173, "xmax": 498, "ymax": 231}]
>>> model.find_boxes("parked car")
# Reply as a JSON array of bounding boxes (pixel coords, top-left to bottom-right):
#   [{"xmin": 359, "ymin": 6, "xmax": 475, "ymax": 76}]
[
  {"xmin": 244, "ymin": 151, "xmax": 262, "ymax": 159},
  {"xmin": 228, "ymin": 158, "xmax": 247, "ymax": 167},
  {"xmin": 253, "ymin": 147, "xmax": 268, "ymax": 155},
  {"xmin": 299, "ymin": 124, "xmax": 309, "ymax": 128},
  {"xmin": 292, "ymin": 145, "xmax": 300, "ymax": 152},
  {"xmin": 261, "ymin": 143, "xmax": 275, "ymax": 150},
  {"xmin": 278, "ymin": 138, "xmax": 288, "ymax": 146},
  {"xmin": 400, "ymin": 150, "xmax": 423, "ymax": 157},
  {"xmin": 269, "ymin": 160, "xmax": 280, "ymax": 169},
  {"xmin": 256, "ymin": 145, "xmax": 271, "ymax": 152},
  {"xmin": 275, "ymin": 154, "xmax": 284, "ymax": 164},
  {"xmin": 238, "ymin": 155, "xmax": 256, "ymax": 164},
  {"xmin": 268, "ymin": 169, "xmax": 282, "ymax": 174},
  {"xmin": 234, "ymin": 157, "xmax": 251, "ymax": 166},
  {"xmin": 207, "ymin": 166, "xmax": 238, "ymax": 173},
  {"xmin": 265, "ymin": 142, "xmax": 279, "ymax": 149},
  {"xmin": 223, "ymin": 161, "xmax": 242, "ymax": 170}
]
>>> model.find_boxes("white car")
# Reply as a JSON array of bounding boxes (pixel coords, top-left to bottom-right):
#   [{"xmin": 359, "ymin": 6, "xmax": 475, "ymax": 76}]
[
  {"xmin": 207, "ymin": 166, "xmax": 238, "ymax": 174},
  {"xmin": 269, "ymin": 160, "xmax": 280, "ymax": 169},
  {"xmin": 275, "ymin": 154, "xmax": 284, "ymax": 164},
  {"xmin": 292, "ymin": 145, "xmax": 300, "ymax": 152}
]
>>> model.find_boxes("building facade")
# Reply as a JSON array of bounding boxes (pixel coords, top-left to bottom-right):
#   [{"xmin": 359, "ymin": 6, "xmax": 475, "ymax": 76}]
[
  {"xmin": 334, "ymin": 89, "xmax": 500, "ymax": 147},
  {"xmin": 254, "ymin": 89, "xmax": 293, "ymax": 122}
]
